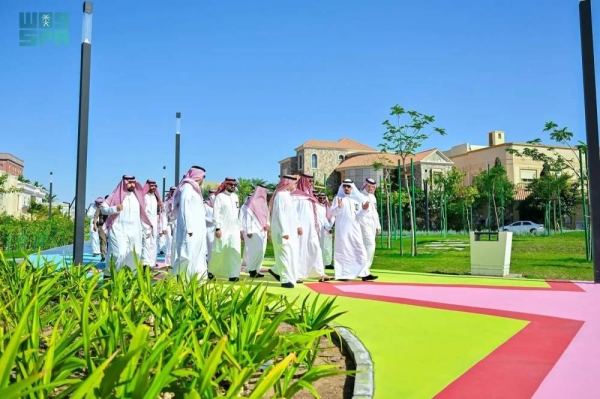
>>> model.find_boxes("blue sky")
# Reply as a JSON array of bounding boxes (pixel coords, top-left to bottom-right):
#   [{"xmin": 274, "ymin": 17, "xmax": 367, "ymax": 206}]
[{"xmin": 0, "ymin": 0, "xmax": 596, "ymax": 205}]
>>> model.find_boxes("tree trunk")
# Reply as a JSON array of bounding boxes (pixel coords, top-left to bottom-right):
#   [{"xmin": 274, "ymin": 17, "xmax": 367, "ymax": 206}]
[
  {"xmin": 491, "ymin": 183, "xmax": 500, "ymax": 230},
  {"xmin": 403, "ymin": 163, "xmax": 416, "ymax": 257},
  {"xmin": 385, "ymin": 177, "xmax": 391, "ymax": 249}
]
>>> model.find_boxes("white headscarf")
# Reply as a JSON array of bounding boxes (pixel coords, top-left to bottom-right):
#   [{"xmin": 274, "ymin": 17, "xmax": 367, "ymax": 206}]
[{"xmin": 337, "ymin": 179, "xmax": 367, "ymax": 204}]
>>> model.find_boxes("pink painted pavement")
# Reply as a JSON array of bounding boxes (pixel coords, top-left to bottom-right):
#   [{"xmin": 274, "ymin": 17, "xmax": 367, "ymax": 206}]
[{"xmin": 336, "ymin": 282, "xmax": 600, "ymax": 399}]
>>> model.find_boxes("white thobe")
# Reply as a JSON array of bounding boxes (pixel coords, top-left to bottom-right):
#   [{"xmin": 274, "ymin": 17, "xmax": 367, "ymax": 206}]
[
  {"xmin": 331, "ymin": 196, "xmax": 369, "ymax": 279},
  {"xmin": 141, "ymin": 193, "xmax": 158, "ymax": 266},
  {"xmin": 157, "ymin": 209, "xmax": 167, "ymax": 254},
  {"xmin": 294, "ymin": 197, "xmax": 325, "ymax": 279},
  {"xmin": 271, "ymin": 191, "xmax": 299, "ymax": 285},
  {"xmin": 87, "ymin": 203, "xmax": 100, "ymax": 254},
  {"xmin": 103, "ymin": 193, "xmax": 143, "ymax": 272},
  {"xmin": 241, "ymin": 205, "xmax": 269, "ymax": 273},
  {"xmin": 239, "ymin": 203, "xmax": 250, "ymax": 267},
  {"xmin": 358, "ymin": 192, "xmax": 381, "ymax": 269},
  {"xmin": 205, "ymin": 202, "xmax": 216, "ymax": 264},
  {"xmin": 172, "ymin": 184, "xmax": 208, "ymax": 280},
  {"xmin": 209, "ymin": 191, "xmax": 242, "ymax": 278},
  {"xmin": 317, "ymin": 205, "xmax": 335, "ymax": 266},
  {"xmin": 164, "ymin": 199, "xmax": 176, "ymax": 266}
]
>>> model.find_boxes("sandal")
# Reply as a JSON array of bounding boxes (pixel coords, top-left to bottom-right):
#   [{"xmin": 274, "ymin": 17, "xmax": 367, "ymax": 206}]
[{"xmin": 318, "ymin": 275, "xmax": 331, "ymax": 282}]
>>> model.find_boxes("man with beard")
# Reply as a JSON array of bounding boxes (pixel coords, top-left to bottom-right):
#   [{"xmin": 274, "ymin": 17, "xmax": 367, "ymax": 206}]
[
  {"xmin": 291, "ymin": 174, "xmax": 331, "ymax": 282},
  {"xmin": 204, "ymin": 189, "xmax": 217, "ymax": 264},
  {"xmin": 93, "ymin": 195, "xmax": 109, "ymax": 261},
  {"xmin": 359, "ymin": 178, "xmax": 382, "ymax": 272},
  {"xmin": 101, "ymin": 175, "xmax": 153, "ymax": 273},
  {"xmin": 331, "ymin": 179, "xmax": 377, "ymax": 281},
  {"xmin": 141, "ymin": 179, "xmax": 165, "ymax": 267},
  {"xmin": 241, "ymin": 185, "xmax": 270, "ymax": 278},
  {"xmin": 208, "ymin": 177, "xmax": 243, "ymax": 281},
  {"xmin": 171, "ymin": 166, "xmax": 208, "ymax": 280},
  {"xmin": 316, "ymin": 193, "xmax": 335, "ymax": 269},
  {"xmin": 162, "ymin": 186, "xmax": 177, "ymax": 266},
  {"xmin": 268, "ymin": 175, "xmax": 302, "ymax": 288}
]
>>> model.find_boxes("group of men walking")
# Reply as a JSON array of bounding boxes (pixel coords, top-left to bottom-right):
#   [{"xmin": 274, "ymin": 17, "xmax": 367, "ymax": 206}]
[{"xmin": 88, "ymin": 166, "xmax": 381, "ymax": 288}]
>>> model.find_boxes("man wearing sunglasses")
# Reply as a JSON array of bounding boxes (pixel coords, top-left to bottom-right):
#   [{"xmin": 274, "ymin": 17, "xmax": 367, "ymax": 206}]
[{"xmin": 208, "ymin": 177, "xmax": 243, "ymax": 282}]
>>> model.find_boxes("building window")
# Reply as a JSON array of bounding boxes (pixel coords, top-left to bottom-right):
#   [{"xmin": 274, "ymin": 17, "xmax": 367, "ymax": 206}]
[
  {"xmin": 311, "ymin": 154, "xmax": 318, "ymax": 169},
  {"xmin": 298, "ymin": 154, "xmax": 303, "ymax": 170},
  {"xmin": 520, "ymin": 169, "xmax": 537, "ymax": 183},
  {"xmin": 338, "ymin": 154, "xmax": 345, "ymax": 163}
]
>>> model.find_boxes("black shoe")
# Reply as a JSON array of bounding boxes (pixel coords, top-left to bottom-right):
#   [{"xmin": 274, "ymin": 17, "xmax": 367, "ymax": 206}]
[
  {"xmin": 268, "ymin": 269, "xmax": 280, "ymax": 281},
  {"xmin": 281, "ymin": 282, "xmax": 294, "ymax": 288},
  {"xmin": 249, "ymin": 271, "xmax": 264, "ymax": 278},
  {"xmin": 100, "ymin": 257, "xmax": 105, "ymax": 262},
  {"xmin": 159, "ymin": 251, "xmax": 165, "ymax": 255},
  {"xmin": 362, "ymin": 274, "xmax": 378, "ymax": 282},
  {"xmin": 296, "ymin": 280, "xmax": 304, "ymax": 284},
  {"xmin": 208, "ymin": 272, "xmax": 215, "ymax": 280},
  {"xmin": 325, "ymin": 265, "xmax": 334, "ymax": 270},
  {"xmin": 229, "ymin": 277, "xmax": 240, "ymax": 282}
]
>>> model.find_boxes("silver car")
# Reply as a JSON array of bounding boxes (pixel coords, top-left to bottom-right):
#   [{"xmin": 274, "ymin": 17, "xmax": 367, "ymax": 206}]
[{"xmin": 501, "ymin": 221, "xmax": 545, "ymax": 234}]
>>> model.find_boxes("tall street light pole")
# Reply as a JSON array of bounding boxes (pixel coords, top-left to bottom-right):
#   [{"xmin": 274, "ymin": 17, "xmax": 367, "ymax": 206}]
[
  {"xmin": 162, "ymin": 165, "xmax": 166, "ymax": 198},
  {"xmin": 175, "ymin": 112, "xmax": 181, "ymax": 186},
  {"xmin": 49, "ymin": 171, "xmax": 53, "ymax": 219},
  {"xmin": 73, "ymin": 1, "xmax": 93, "ymax": 266}
]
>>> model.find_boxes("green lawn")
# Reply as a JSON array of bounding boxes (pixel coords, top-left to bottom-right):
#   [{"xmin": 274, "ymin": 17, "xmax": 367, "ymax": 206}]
[
  {"xmin": 371, "ymin": 231, "xmax": 593, "ymax": 281},
  {"xmin": 263, "ymin": 231, "xmax": 592, "ymax": 281}
]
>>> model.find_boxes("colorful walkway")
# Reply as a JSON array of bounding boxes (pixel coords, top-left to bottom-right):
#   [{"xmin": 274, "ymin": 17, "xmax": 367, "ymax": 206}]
[{"xmin": 25, "ymin": 246, "xmax": 599, "ymax": 398}]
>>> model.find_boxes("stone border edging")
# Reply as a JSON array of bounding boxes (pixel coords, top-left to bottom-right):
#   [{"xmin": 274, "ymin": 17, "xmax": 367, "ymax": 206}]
[{"xmin": 331, "ymin": 324, "xmax": 375, "ymax": 399}]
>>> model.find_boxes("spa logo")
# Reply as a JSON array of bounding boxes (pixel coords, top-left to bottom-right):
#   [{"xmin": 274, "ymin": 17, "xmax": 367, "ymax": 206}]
[{"xmin": 19, "ymin": 12, "xmax": 69, "ymax": 46}]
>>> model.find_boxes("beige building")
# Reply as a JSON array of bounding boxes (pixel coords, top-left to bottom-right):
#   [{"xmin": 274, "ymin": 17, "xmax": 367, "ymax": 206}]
[
  {"xmin": 0, "ymin": 171, "xmax": 48, "ymax": 218},
  {"xmin": 279, "ymin": 138, "xmax": 379, "ymax": 190},
  {"xmin": 0, "ymin": 153, "xmax": 24, "ymax": 177},
  {"xmin": 335, "ymin": 149, "xmax": 454, "ymax": 189},
  {"xmin": 444, "ymin": 130, "xmax": 585, "ymax": 226}
]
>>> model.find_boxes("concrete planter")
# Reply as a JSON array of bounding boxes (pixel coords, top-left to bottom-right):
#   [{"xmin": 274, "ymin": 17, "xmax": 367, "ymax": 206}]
[{"xmin": 470, "ymin": 231, "xmax": 513, "ymax": 277}]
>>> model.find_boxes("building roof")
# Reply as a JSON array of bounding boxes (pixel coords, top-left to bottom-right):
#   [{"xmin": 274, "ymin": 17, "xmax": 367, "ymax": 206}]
[
  {"xmin": 0, "ymin": 153, "xmax": 24, "ymax": 167},
  {"xmin": 295, "ymin": 138, "xmax": 378, "ymax": 152},
  {"xmin": 335, "ymin": 149, "xmax": 449, "ymax": 170}
]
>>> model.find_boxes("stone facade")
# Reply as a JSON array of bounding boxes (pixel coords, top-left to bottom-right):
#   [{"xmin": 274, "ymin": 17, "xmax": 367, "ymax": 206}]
[{"xmin": 278, "ymin": 138, "xmax": 379, "ymax": 191}]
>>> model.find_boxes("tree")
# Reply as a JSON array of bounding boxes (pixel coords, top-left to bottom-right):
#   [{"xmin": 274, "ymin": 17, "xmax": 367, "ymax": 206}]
[
  {"xmin": 379, "ymin": 104, "xmax": 446, "ymax": 256},
  {"xmin": 431, "ymin": 167, "xmax": 464, "ymax": 234},
  {"xmin": 456, "ymin": 185, "xmax": 479, "ymax": 231},
  {"xmin": 0, "ymin": 174, "xmax": 21, "ymax": 195},
  {"xmin": 473, "ymin": 160, "xmax": 514, "ymax": 230}
]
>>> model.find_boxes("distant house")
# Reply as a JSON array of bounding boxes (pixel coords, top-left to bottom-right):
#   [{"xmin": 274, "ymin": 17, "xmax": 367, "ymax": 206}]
[
  {"xmin": 335, "ymin": 149, "xmax": 454, "ymax": 190},
  {"xmin": 278, "ymin": 138, "xmax": 379, "ymax": 191}
]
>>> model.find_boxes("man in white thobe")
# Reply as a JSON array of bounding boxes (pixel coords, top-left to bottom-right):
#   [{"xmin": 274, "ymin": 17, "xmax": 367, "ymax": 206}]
[
  {"xmin": 292, "ymin": 174, "xmax": 331, "ymax": 282},
  {"xmin": 241, "ymin": 186, "xmax": 270, "ymax": 278},
  {"xmin": 163, "ymin": 186, "xmax": 177, "ymax": 266},
  {"xmin": 330, "ymin": 178, "xmax": 378, "ymax": 281},
  {"xmin": 172, "ymin": 166, "xmax": 209, "ymax": 280},
  {"xmin": 204, "ymin": 189, "xmax": 217, "ymax": 264},
  {"xmin": 268, "ymin": 175, "xmax": 301, "ymax": 288},
  {"xmin": 359, "ymin": 178, "xmax": 382, "ymax": 271},
  {"xmin": 141, "ymin": 179, "xmax": 165, "ymax": 267},
  {"xmin": 316, "ymin": 193, "xmax": 335, "ymax": 269},
  {"xmin": 102, "ymin": 175, "xmax": 153, "ymax": 274},
  {"xmin": 208, "ymin": 177, "xmax": 243, "ymax": 282},
  {"xmin": 238, "ymin": 194, "xmax": 252, "ymax": 268},
  {"xmin": 86, "ymin": 198, "xmax": 102, "ymax": 256}
]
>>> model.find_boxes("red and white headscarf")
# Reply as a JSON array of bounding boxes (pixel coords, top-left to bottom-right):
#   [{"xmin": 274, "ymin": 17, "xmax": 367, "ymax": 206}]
[
  {"xmin": 143, "ymin": 179, "xmax": 163, "ymax": 231},
  {"xmin": 291, "ymin": 174, "xmax": 319, "ymax": 231},
  {"xmin": 172, "ymin": 166, "xmax": 206, "ymax": 214},
  {"xmin": 269, "ymin": 175, "xmax": 298, "ymax": 215},
  {"xmin": 317, "ymin": 193, "xmax": 332, "ymax": 222},
  {"xmin": 246, "ymin": 185, "xmax": 269, "ymax": 229},
  {"xmin": 104, "ymin": 175, "xmax": 153, "ymax": 231}
]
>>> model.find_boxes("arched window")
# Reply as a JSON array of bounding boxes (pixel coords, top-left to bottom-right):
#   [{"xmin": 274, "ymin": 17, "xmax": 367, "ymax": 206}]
[
  {"xmin": 338, "ymin": 154, "xmax": 345, "ymax": 162},
  {"xmin": 298, "ymin": 154, "xmax": 303, "ymax": 170},
  {"xmin": 311, "ymin": 154, "xmax": 318, "ymax": 169}
]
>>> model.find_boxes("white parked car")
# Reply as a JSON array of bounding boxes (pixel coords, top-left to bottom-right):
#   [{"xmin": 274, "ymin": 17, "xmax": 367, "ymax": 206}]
[{"xmin": 501, "ymin": 221, "xmax": 545, "ymax": 234}]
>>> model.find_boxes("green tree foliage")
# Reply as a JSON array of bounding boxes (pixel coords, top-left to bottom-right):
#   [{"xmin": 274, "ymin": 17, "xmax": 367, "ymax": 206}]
[
  {"xmin": 379, "ymin": 104, "xmax": 446, "ymax": 256},
  {"xmin": 473, "ymin": 159, "xmax": 514, "ymax": 230}
]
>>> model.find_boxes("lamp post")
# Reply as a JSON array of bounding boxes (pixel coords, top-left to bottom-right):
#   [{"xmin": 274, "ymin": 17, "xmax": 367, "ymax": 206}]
[
  {"xmin": 49, "ymin": 171, "xmax": 53, "ymax": 219},
  {"xmin": 73, "ymin": 1, "xmax": 93, "ymax": 266},
  {"xmin": 162, "ymin": 165, "xmax": 166, "ymax": 198},
  {"xmin": 579, "ymin": 0, "xmax": 600, "ymax": 283},
  {"xmin": 175, "ymin": 112, "xmax": 181, "ymax": 186}
]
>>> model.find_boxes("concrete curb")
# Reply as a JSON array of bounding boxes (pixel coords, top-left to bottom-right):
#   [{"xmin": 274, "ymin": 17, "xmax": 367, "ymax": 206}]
[{"xmin": 331, "ymin": 324, "xmax": 375, "ymax": 399}]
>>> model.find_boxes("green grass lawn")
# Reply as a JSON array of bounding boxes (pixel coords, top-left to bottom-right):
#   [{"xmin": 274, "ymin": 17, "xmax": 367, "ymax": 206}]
[
  {"xmin": 371, "ymin": 231, "xmax": 593, "ymax": 281},
  {"xmin": 263, "ymin": 231, "xmax": 592, "ymax": 281}
]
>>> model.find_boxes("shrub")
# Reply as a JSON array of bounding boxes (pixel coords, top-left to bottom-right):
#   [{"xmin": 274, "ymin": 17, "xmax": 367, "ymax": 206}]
[
  {"xmin": 0, "ymin": 215, "xmax": 79, "ymax": 252},
  {"xmin": 0, "ymin": 255, "xmax": 348, "ymax": 397}
]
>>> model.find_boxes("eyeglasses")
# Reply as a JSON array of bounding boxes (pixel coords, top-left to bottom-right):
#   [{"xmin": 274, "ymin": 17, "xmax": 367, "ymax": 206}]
[{"xmin": 343, "ymin": 185, "xmax": 351, "ymax": 188}]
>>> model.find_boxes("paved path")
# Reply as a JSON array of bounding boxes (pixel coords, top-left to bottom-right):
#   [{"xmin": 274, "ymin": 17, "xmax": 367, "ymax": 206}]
[{"xmin": 24, "ymin": 245, "xmax": 599, "ymax": 398}]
